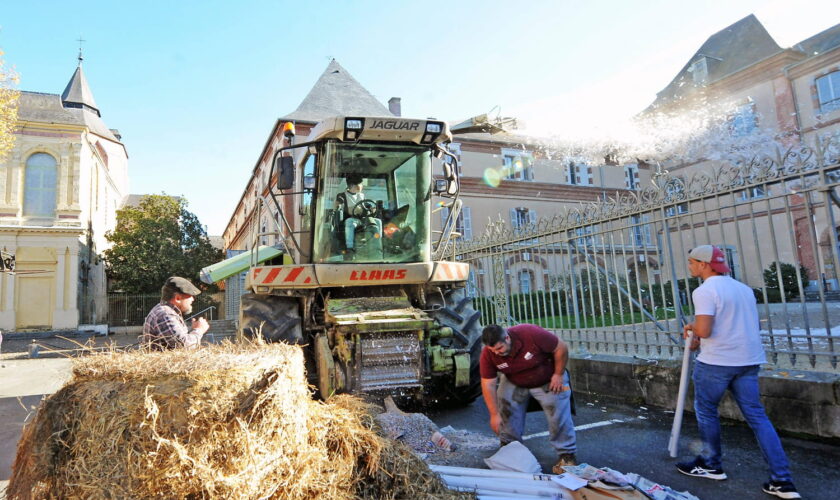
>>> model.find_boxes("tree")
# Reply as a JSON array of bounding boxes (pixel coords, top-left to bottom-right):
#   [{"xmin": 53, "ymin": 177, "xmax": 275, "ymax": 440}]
[
  {"xmin": 104, "ymin": 195, "xmax": 224, "ymax": 295},
  {"xmin": 0, "ymin": 48, "xmax": 20, "ymax": 162},
  {"xmin": 763, "ymin": 261, "xmax": 809, "ymax": 300}
]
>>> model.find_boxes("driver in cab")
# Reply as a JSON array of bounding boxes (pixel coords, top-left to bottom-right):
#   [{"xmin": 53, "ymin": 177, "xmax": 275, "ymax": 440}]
[{"xmin": 335, "ymin": 174, "xmax": 382, "ymax": 256}]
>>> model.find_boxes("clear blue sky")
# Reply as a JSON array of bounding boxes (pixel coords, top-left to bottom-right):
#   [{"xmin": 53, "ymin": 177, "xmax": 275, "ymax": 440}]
[{"xmin": 2, "ymin": 0, "xmax": 839, "ymax": 234}]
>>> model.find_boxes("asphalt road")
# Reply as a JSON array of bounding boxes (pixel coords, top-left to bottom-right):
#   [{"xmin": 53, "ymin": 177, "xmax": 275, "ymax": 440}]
[
  {"xmin": 2, "ymin": 342, "xmax": 838, "ymax": 500},
  {"xmin": 427, "ymin": 392, "xmax": 839, "ymax": 500}
]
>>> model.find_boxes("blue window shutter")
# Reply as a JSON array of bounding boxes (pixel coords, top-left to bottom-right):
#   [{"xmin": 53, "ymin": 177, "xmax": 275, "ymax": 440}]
[{"xmin": 463, "ymin": 207, "xmax": 472, "ymax": 240}]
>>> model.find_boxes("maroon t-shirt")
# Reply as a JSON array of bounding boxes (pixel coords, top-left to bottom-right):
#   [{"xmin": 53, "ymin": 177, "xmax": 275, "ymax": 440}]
[{"xmin": 479, "ymin": 324, "xmax": 559, "ymax": 388}]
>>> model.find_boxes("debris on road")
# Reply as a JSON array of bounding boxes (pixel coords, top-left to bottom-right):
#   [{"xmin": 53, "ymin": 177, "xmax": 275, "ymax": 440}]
[{"xmin": 374, "ymin": 396, "xmax": 497, "ymax": 467}]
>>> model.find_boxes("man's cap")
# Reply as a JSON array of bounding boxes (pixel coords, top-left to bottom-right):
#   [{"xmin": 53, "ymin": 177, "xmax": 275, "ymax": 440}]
[
  {"xmin": 688, "ymin": 245, "xmax": 731, "ymax": 274},
  {"xmin": 165, "ymin": 276, "xmax": 202, "ymax": 296}
]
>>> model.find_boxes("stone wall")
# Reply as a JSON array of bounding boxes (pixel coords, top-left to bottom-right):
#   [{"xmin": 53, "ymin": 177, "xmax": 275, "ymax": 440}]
[{"xmin": 568, "ymin": 354, "xmax": 840, "ymax": 439}]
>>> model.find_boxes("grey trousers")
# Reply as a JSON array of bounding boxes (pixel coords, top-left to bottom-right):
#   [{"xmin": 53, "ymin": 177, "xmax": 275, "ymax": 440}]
[{"xmin": 496, "ymin": 372, "xmax": 577, "ymax": 455}]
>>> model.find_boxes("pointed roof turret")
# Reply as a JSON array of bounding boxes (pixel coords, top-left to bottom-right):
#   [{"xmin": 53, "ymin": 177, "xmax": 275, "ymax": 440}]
[
  {"xmin": 281, "ymin": 59, "xmax": 392, "ymax": 122},
  {"xmin": 61, "ymin": 61, "xmax": 101, "ymax": 117}
]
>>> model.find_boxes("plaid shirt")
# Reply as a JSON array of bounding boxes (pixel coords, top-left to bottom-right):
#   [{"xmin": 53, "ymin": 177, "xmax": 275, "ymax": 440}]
[{"xmin": 142, "ymin": 301, "xmax": 202, "ymax": 350}]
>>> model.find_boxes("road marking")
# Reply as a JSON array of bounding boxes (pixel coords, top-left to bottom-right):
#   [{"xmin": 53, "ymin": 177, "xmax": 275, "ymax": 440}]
[{"xmin": 522, "ymin": 419, "xmax": 625, "ymax": 440}]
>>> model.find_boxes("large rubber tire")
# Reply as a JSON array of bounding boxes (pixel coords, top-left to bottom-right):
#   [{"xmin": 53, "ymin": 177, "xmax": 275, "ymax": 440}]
[
  {"xmin": 427, "ymin": 288, "xmax": 484, "ymax": 407},
  {"xmin": 238, "ymin": 293, "xmax": 303, "ymax": 344}
]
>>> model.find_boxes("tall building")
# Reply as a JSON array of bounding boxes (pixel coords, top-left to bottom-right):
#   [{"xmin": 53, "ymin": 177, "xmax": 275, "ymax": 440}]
[
  {"xmin": 642, "ymin": 15, "xmax": 840, "ymax": 287},
  {"xmin": 0, "ymin": 57, "xmax": 128, "ymax": 330}
]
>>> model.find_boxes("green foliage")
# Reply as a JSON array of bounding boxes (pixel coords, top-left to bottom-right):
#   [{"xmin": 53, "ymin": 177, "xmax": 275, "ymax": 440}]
[
  {"xmin": 640, "ymin": 278, "xmax": 701, "ymax": 308},
  {"xmin": 509, "ymin": 290, "xmax": 569, "ymax": 322},
  {"xmin": 763, "ymin": 261, "xmax": 809, "ymax": 300},
  {"xmin": 754, "ymin": 287, "xmax": 783, "ymax": 304},
  {"xmin": 104, "ymin": 195, "xmax": 224, "ymax": 294}
]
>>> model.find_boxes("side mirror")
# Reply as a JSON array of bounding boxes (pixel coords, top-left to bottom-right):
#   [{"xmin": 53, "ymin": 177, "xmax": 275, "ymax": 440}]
[
  {"xmin": 277, "ymin": 156, "xmax": 295, "ymax": 190},
  {"xmin": 303, "ymin": 175, "xmax": 316, "ymax": 190},
  {"xmin": 433, "ymin": 179, "xmax": 448, "ymax": 194}
]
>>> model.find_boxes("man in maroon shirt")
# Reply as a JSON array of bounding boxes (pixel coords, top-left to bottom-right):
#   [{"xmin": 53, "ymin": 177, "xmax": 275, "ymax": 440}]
[{"xmin": 480, "ymin": 323, "xmax": 577, "ymax": 473}]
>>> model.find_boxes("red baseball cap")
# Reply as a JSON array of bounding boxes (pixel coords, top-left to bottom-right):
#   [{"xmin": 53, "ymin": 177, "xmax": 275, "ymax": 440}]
[{"xmin": 688, "ymin": 245, "xmax": 731, "ymax": 274}]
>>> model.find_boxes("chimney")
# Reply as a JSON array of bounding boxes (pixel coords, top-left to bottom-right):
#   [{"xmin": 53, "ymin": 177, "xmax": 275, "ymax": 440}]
[{"xmin": 388, "ymin": 97, "xmax": 402, "ymax": 117}]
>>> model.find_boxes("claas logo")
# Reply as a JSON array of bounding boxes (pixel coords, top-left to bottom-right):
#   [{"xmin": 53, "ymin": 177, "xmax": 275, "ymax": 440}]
[{"xmin": 349, "ymin": 269, "xmax": 408, "ymax": 281}]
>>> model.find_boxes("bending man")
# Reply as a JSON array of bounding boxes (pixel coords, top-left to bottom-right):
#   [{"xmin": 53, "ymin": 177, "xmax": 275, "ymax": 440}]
[{"xmin": 480, "ymin": 324, "xmax": 577, "ymax": 473}]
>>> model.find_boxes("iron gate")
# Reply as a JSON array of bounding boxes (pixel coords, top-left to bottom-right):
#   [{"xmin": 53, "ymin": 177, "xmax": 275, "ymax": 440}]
[{"xmin": 454, "ymin": 133, "xmax": 840, "ymax": 372}]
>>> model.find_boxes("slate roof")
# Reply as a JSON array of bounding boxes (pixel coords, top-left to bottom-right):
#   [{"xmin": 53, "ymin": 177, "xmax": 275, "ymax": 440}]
[
  {"xmin": 61, "ymin": 64, "xmax": 100, "ymax": 116},
  {"xmin": 17, "ymin": 91, "xmax": 120, "ymax": 143},
  {"xmin": 651, "ymin": 15, "xmax": 783, "ymax": 107},
  {"xmin": 280, "ymin": 59, "xmax": 393, "ymax": 123},
  {"xmin": 795, "ymin": 22, "xmax": 840, "ymax": 56}
]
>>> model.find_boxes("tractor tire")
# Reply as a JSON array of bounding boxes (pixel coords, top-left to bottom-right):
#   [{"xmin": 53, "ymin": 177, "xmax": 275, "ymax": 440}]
[
  {"xmin": 427, "ymin": 287, "xmax": 484, "ymax": 407},
  {"xmin": 238, "ymin": 293, "xmax": 303, "ymax": 344}
]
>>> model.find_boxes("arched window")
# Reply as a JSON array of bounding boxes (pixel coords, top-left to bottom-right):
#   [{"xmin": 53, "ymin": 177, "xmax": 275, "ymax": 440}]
[{"xmin": 23, "ymin": 153, "xmax": 57, "ymax": 217}]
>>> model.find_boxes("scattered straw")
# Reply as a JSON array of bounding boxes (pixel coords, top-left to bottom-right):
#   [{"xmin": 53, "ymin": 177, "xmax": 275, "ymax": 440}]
[{"xmin": 8, "ymin": 342, "xmax": 472, "ymax": 499}]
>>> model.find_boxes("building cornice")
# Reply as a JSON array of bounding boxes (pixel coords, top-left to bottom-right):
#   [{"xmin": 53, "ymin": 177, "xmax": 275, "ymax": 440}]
[
  {"xmin": 785, "ymin": 47, "xmax": 840, "ymax": 78},
  {"xmin": 706, "ymin": 50, "xmax": 805, "ymax": 96},
  {"xmin": 459, "ymin": 177, "xmax": 628, "ymax": 201},
  {"xmin": 0, "ymin": 225, "xmax": 85, "ymax": 235}
]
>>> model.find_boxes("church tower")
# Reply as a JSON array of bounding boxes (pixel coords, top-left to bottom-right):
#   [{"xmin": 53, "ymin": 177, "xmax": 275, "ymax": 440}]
[{"xmin": 0, "ymin": 53, "xmax": 128, "ymax": 331}]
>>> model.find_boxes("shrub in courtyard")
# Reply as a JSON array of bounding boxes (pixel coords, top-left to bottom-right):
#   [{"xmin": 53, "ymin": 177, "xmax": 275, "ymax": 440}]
[{"xmin": 763, "ymin": 261, "xmax": 809, "ymax": 300}]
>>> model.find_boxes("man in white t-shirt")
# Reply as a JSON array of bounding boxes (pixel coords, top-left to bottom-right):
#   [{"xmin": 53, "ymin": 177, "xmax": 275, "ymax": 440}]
[{"xmin": 675, "ymin": 245, "xmax": 799, "ymax": 499}]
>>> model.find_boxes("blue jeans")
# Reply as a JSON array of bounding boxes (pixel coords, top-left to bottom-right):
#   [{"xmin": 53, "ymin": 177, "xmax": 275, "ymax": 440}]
[
  {"xmin": 345, "ymin": 217, "xmax": 382, "ymax": 249},
  {"xmin": 693, "ymin": 361, "xmax": 792, "ymax": 482},
  {"xmin": 497, "ymin": 372, "xmax": 576, "ymax": 455}
]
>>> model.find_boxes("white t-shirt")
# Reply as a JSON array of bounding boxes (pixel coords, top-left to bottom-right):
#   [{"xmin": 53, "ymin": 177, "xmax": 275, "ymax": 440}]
[
  {"xmin": 692, "ymin": 275, "xmax": 767, "ymax": 366},
  {"xmin": 343, "ymin": 190, "xmax": 365, "ymax": 216}
]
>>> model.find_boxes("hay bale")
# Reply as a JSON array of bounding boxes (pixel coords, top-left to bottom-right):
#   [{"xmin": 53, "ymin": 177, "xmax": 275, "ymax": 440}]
[{"xmin": 8, "ymin": 342, "xmax": 471, "ymax": 499}]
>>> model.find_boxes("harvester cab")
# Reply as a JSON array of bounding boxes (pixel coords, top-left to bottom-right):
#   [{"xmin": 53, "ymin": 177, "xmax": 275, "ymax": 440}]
[{"xmin": 210, "ymin": 116, "xmax": 482, "ymax": 407}]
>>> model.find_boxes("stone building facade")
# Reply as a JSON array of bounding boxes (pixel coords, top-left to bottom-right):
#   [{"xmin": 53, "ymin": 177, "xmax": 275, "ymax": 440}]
[{"xmin": 0, "ymin": 60, "xmax": 128, "ymax": 331}]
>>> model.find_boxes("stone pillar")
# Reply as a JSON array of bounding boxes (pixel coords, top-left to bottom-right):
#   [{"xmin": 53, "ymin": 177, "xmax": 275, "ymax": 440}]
[
  {"xmin": 773, "ymin": 75, "xmax": 800, "ymax": 146},
  {"xmin": 52, "ymin": 243, "xmax": 80, "ymax": 328},
  {"xmin": 55, "ymin": 246, "xmax": 65, "ymax": 310}
]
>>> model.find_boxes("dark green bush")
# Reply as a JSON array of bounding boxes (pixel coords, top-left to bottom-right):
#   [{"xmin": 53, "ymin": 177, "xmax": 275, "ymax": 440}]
[
  {"xmin": 763, "ymin": 262, "xmax": 809, "ymax": 300},
  {"xmin": 754, "ymin": 287, "xmax": 783, "ymax": 303}
]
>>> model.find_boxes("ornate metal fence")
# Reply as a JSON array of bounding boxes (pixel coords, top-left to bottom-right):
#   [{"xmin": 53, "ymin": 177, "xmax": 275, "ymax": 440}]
[{"xmin": 454, "ymin": 134, "xmax": 840, "ymax": 372}]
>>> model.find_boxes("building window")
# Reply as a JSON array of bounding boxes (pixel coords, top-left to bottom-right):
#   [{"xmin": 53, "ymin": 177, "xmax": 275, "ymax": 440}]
[
  {"xmin": 567, "ymin": 162, "xmax": 591, "ymax": 185},
  {"xmin": 440, "ymin": 206, "xmax": 472, "ymax": 240},
  {"xmin": 741, "ymin": 186, "xmax": 767, "ymax": 200},
  {"xmin": 502, "ymin": 148, "xmax": 534, "ymax": 181},
  {"xmin": 94, "ymin": 141, "xmax": 109, "ymax": 168},
  {"xmin": 448, "ymin": 142, "xmax": 462, "ymax": 162},
  {"xmin": 729, "ymin": 102, "xmax": 757, "ymax": 136},
  {"xmin": 23, "ymin": 153, "xmax": 58, "ymax": 217},
  {"xmin": 574, "ymin": 226, "xmax": 596, "ymax": 246},
  {"xmin": 519, "ymin": 270, "xmax": 532, "ymax": 294},
  {"xmin": 689, "ymin": 57, "xmax": 708, "ymax": 85},
  {"xmin": 630, "ymin": 215, "xmax": 652, "ymax": 246},
  {"xmin": 510, "ymin": 207, "xmax": 535, "ymax": 230},
  {"xmin": 816, "ymin": 71, "xmax": 840, "ymax": 113},
  {"xmin": 723, "ymin": 246, "xmax": 740, "ymax": 280},
  {"xmin": 467, "ymin": 269, "xmax": 478, "ymax": 296},
  {"xmin": 625, "ymin": 164, "xmax": 639, "ymax": 190},
  {"xmin": 665, "ymin": 203, "xmax": 689, "ymax": 216}
]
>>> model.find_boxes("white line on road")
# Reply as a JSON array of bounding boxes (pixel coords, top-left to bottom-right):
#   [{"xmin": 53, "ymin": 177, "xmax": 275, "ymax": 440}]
[{"xmin": 522, "ymin": 419, "xmax": 625, "ymax": 441}]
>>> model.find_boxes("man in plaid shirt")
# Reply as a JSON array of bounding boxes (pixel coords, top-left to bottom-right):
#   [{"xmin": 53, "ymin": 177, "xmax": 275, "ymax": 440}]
[{"xmin": 142, "ymin": 276, "xmax": 209, "ymax": 350}]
